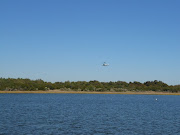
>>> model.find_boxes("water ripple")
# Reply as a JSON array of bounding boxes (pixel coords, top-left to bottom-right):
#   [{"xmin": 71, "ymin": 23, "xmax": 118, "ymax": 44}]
[{"xmin": 0, "ymin": 94, "xmax": 180, "ymax": 135}]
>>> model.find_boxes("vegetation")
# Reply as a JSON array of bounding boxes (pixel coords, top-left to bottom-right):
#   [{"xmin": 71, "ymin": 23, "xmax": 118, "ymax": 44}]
[{"xmin": 0, "ymin": 78, "xmax": 180, "ymax": 93}]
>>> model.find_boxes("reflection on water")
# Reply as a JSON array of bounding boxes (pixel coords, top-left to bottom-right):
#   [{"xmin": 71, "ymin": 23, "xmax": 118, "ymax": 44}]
[{"xmin": 0, "ymin": 94, "xmax": 180, "ymax": 135}]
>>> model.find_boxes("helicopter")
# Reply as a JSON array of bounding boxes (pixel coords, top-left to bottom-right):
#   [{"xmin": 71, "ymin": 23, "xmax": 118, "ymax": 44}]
[{"xmin": 102, "ymin": 62, "xmax": 109, "ymax": 66}]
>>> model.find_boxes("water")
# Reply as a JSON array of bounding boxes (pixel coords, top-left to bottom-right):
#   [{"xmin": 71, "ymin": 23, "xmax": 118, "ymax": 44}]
[{"xmin": 0, "ymin": 94, "xmax": 180, "ymax": 135}]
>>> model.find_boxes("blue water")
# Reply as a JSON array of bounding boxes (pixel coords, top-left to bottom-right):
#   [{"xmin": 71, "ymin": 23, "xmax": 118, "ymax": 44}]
[{"xmin": 0, "ymin": 94, "xmax": 180, "ymax": 135}]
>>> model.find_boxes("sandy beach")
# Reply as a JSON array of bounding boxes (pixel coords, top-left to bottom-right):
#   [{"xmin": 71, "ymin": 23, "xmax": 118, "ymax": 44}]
[{"xmin": 0, "ymin": 90, "xmax": 180, "ymax": 95}]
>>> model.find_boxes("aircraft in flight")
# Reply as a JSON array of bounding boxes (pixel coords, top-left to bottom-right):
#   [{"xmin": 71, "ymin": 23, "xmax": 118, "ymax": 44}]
[{"xmin": 102, "ymin": 62, "xmax": 109, "ymax": 66}]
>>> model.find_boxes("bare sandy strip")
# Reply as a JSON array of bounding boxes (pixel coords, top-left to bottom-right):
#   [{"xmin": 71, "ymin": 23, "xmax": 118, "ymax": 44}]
[{"xmin": 0, "ymin": 90, "xmax": 180, "ymax": 95}]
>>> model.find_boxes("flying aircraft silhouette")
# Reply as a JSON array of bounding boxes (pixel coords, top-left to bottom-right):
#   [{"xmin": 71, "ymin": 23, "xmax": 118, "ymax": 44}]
[{"xmin": 102, "ymin": 62, "xmax": 109, "ymax": 66}]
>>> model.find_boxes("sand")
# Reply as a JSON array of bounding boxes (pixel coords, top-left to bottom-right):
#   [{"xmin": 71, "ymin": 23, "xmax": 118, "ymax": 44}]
[{"xmin": 0, "ymin": 90, "xmax": 180, "ymax": 95}]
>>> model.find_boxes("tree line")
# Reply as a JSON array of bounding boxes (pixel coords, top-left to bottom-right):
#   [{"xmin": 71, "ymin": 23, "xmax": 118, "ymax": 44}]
[{"xmin": 0, "ymin": 78, "xmax": 180, "ymax": 93}]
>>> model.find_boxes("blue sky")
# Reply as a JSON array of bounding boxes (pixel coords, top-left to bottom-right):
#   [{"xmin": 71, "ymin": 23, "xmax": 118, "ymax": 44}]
[{"xmin": 0, "ymin": 0, "xmax": 180, "ymax": 85}]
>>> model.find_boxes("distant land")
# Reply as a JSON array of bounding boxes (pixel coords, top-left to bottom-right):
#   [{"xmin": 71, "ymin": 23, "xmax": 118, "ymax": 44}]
[{"xmin": 0, "ymin": 78, "xmax": 180, "ymax": 94}]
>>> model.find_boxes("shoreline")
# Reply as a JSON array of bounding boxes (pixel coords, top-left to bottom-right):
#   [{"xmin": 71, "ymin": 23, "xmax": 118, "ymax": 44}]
[{"xmin": 0, "ymin": 90, "xmax": 180, "ymax": 95}]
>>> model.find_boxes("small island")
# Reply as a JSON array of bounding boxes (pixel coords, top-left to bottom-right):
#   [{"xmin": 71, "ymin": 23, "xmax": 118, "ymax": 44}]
[{"xmin": 0, "ymin": 78, "xmax": 179, "ymax": 95}]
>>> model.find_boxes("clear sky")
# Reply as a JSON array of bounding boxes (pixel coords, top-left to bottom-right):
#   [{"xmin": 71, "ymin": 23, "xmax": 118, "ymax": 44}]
[{"xmin": 0, "ymin": 0, "xmax": 180, "ymax": 85}]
